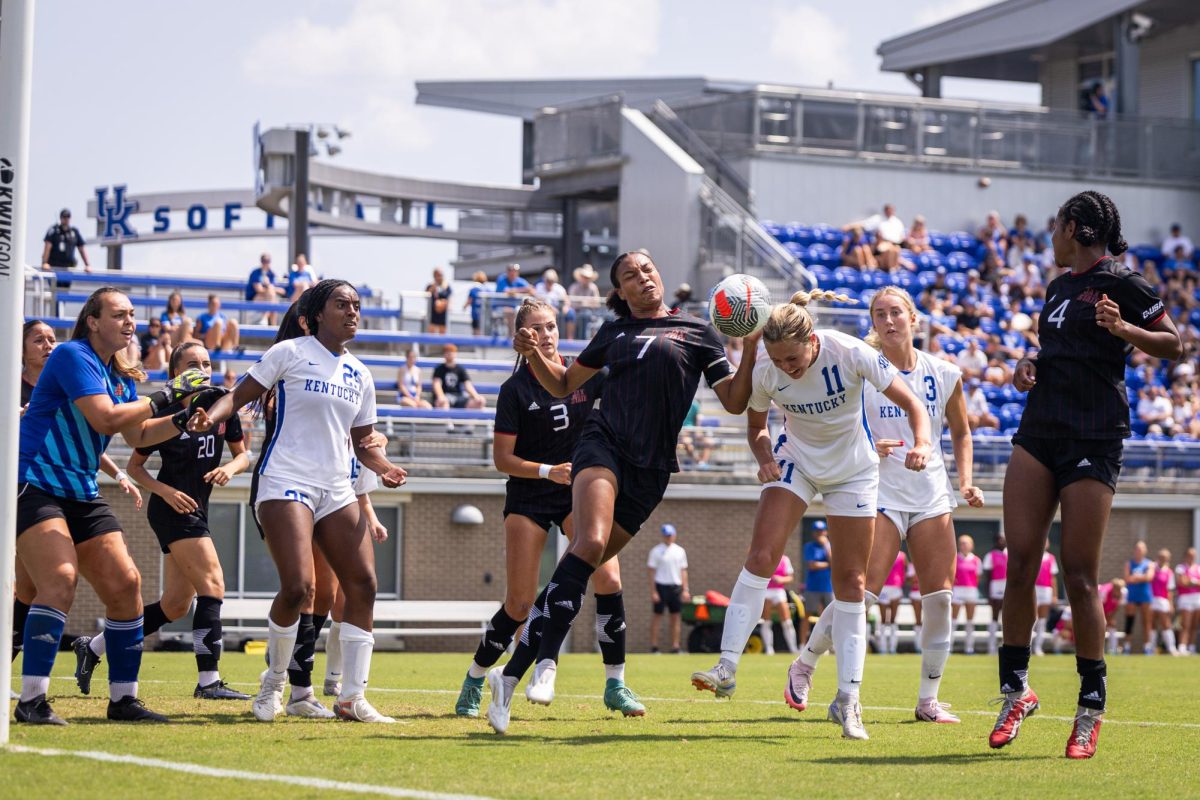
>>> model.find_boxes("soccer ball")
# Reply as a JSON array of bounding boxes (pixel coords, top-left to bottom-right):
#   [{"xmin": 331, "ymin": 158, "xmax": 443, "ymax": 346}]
[{"xmin": 708, "ymin": 274, "xmax": 772, "ymax": 338}]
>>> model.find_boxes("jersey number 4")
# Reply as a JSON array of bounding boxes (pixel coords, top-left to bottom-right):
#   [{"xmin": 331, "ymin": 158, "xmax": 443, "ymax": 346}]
[{"xmin": 1046, "ymin": 298, "xmax": 1070, "ymax": 329}]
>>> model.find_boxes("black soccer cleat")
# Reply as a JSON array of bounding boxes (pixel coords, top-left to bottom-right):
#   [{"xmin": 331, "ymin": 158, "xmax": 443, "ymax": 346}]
[
  {"xmin": 194, "ymin": 680, "xmax": 251, "ymax": 701},
  {"xmin": 107, "ymin": 695, "xmax": 169, "ymax": 723},
  {"xmin": 72, "ymin": 635, "xmax": 101, "ymax": 695},
  {"xmin": 14, "ymin": 694, "xmax": 68, "ymax": 726}
]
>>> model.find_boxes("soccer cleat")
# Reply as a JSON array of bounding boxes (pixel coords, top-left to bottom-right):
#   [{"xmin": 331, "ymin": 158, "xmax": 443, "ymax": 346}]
[
  {"xmin": 691, "ymin": 661, "xmax": 736, "ymax": 699},
  {"xmin": 455, "ymin": 675, "xmax": 484, "ymax": 718},
  {"xmin": 603, "ymin": 679, "xmax": 646, "ymax": 717},
  {"xmin": 286, "ymin": 695, "xmax": 336, "ymax": 719},
  {"xmin": 14, "ymin": 694, "xmax": 68, "ymax": 726},
  {"xmin": 827, "ymin": 693, "xmax": 869, "ymax": 740},
  {"xmin": 1065, "ymin": 707, "xmax": 1103, "ymax": 759},
  {"xmin": 988, "ymin": 688, "xmax": 1039, "ymax": 748},
  {"xmin": 784, "ymin": 659, "xmax": 813, "ymax": 712},
  {"xmin": 334, "ymin": 695, "xmax": 395, "ymax": 723},
  {"xmin": 323, "ymin": 678, "xmax": 342, "ymax": 697},
  {"xmin": 252, "ymin": 674, "xmax": 286, "ymax": 722},
  {"xmin": 107, "ymin": 696, "xmax": 169, "ymax": 723},
  {"xmin": 72, "ymin": 636, "xmax": 101, "ymax": 695},
  {"xmin": 486, "ymin": 667, "xmax": 514, "ymax": 735},
  {"xmin": 194, "ymin": 680, "xmax": 251, "ymax": 701},
  {"xmin": 915, "ymin": 698, "xmax": 960, "ymax": 723},
  {"xmin": 525, "ymin": 662, "xmax": 557, "ymax": 706}
]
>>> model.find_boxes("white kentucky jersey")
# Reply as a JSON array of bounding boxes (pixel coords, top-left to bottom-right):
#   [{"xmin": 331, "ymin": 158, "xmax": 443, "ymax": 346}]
[
  {"xmin": 749, "ymin": 328, "xmax": 898, "ymax": 485},
  {"xmin": 865, "ymin": 349, "xmax": 961, "ymax": 513},
  {"xmin": 350, "ymin": 453, "xmax": 379, "ymax": 496},
  {"xmin": 248, "ymin": 336, "xmax": 377, "ymax": 490}
]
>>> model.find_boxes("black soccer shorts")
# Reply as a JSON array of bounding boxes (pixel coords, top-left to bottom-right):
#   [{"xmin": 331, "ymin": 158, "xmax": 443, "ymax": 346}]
[{"xmin": 1012, "ymin": 433, "xmax": 1122, "ymax": 492}]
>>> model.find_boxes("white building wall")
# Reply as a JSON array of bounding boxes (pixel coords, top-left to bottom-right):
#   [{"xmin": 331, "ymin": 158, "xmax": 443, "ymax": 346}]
[
  {"xmin": 1138, "ymin": 20, "xmax": 1200, "ymax": 119},
  {"xmin": 1040, "ymin": 51, "xmax": 1081, "ymax": 111}
]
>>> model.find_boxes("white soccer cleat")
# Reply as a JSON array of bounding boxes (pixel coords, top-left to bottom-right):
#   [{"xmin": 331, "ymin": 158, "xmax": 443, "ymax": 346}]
[
  {"xmin": 334, "ymin": 694, "xmax": 395, "ymax": 723},
  {"xmin": 827, "ymin": 692, "xmax": 869, "ymax": 740},
  {"xmin": 690, "ymin": 660, "xmax": 737, "ymax": 699},
  {"xmin": 252, "ymin": 675, "xmax": 286, "ymax": 722},
  {"xmin": 486, "ymin": 667, "xmax": 514, "ymax": 735},
  {"xmin": 525, "ymin": 662, "xmax": 557, "ymax": 706},
  {"xmin": 915, "ymin": 697, "xmax": 960, "ymax": 723},
  {"xmin": 323, "ymin": 678, "xmax": 342, "ymax": 697},
  {"xmin": 286, "ymin": 695, "xmax": 336, "ymax": 719},
  {"xmin": 784, "ymin": 659, "xmax": 813, "ymax": 711}
]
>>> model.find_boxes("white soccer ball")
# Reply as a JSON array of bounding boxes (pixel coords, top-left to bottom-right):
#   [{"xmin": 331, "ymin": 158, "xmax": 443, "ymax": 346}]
[{"xmin": 708, "ymin": 274, "xmax": 772, "ymax": 338}]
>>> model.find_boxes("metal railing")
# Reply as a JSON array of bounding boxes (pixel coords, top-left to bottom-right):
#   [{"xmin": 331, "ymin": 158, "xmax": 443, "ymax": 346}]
[
  {"xmin": 648, "ymin": 100, "xmax": 754, "ymax": 209},
  {"xmin": 533, "ymin": 95, "xmax": 624, "ymax": 175},
  {"xmin": 671, "ymin": 88, "xmax": 1200, "ymax": 185}
]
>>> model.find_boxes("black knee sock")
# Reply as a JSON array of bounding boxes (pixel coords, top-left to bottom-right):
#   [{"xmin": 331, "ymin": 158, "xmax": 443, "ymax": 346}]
[
  {"xmin": 535, "ymin": 554, "xmax": 595, "ymax": 665},
  {"xmin": 472, "ymin": 608, "xmax": 523, "ymax": 670},
  {"xmin": 1076, "ymin": 657, "xmax": 1107, "ymax": 712},
  {"xmin": 288, "ymin": 613, "xmax": 316, "ymax": 688},
  {"xmin": 312, "ymin": 613, "xmax": 328, "ymax": 639},
  {"xmin": 998, "ymin": 644, "xmax": 1032, "ymax": 695},
  {"xmin": 1124, "ymin": 614, "xmax": 1136, "ymax": 637},
  {"xmin": 12, "ymin": 599, "xmax": 30, "ymax": 662},
  {"xmin": 504, "ymin": 585, "xmax": 549, "ymax": 682},
  {"xmin": 143, "ymin": 601, "xmax": 173, "ymax": 637},
  {"xmin": 193, "ymin": 595, "xmax": 223, "ymax": 674},
  {"xmin": 594, "ymin": 591, "xmax": 627, "ymax": 667}
]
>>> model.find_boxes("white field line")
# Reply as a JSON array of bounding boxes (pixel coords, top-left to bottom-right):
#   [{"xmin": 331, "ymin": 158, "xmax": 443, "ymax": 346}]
[
  {"xmin": 30, "ymin": 676, "xmax": 1200, "ymax": 730},
  {"xmin": 2, "ymin": 744, "xmax": 497, "ymax": 800}
]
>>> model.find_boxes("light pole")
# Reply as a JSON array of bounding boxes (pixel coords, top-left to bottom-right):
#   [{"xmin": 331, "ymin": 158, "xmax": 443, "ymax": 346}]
[{"xmin": 287, "ymin": 124, "xmax": 350, "ymax": 269}]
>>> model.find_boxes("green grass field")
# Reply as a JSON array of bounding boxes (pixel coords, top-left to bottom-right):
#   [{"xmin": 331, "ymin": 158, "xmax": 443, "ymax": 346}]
[{"xmin": 4, "ymin": 650, "xmax": 1197, "ymax": 799}]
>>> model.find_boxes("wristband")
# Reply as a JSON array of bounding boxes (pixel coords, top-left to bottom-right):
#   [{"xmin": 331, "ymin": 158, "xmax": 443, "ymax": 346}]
[
  {"xmin": 114, "ymin": 471, "xmax": 128, "ymax": 482},
  {"xmin": 538, "ymin": 463, "xmax": 552, "ymax": 479}
]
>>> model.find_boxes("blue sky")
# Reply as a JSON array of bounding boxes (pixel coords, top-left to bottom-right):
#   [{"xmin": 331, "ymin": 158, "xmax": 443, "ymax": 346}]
[{"xmin": 26, "ymin": 0, "xmax": 1033, "ymax": 298}]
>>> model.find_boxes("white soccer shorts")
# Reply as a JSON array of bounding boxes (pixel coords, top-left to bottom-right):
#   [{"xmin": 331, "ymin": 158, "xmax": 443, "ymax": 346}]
[{"xmin": 254, "ymin": 474, "xmax": 357, "ymax": 524}]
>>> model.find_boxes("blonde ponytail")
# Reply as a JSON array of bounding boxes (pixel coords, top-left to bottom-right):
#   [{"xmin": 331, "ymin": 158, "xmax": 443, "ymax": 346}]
[
  {"xmin": 764, "ymin": 285, "xmax": 855, "ymax": 345},
  {"xmin": 789, "ymin": 288, "xmax": 853, "ymax": 307}
]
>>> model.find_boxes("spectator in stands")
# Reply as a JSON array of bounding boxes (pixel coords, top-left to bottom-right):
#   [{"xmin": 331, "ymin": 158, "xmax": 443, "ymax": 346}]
[
  {"xmin": 1162, "ymin": 245, "xmax": 1193, "ymax": 277},
  {"xmin": 568, "ymin": 264, "xmax": 602, "ymax": 339},
  {"xmin": 956, "ymin": 338, "xmax": 988, "ymax": 379},
  {"xmin": 138, "ymin": 317, "xmax": 170, "ymax": 371},
  {"xmin": 965, "ymin": 378, "xmax": 998, "ymax": 430},
  {"xmin": 842, "ymin": 226, "xmax": 877, "ymax": 269},
  {"xmin": 464, "ymin": 271, "xmax": 490, "ymax": 336},
  {"xmin": 40, "ymin": 208, "xmax": 90, "ymax": 273},
  {"xmin": 195, "ymin": 294, "xmax": 240, "ymax": 353},
  {"xmin": 495, "ymin": 263, "xmax": 533, "ymax": 335},
  {"xmin": 221, "ymin": 367, "xmax": 238, "ymax": 388},
  {"xmin": 287, "ymin": 253, "xmax": 317, "ymax": 300},
  {"xmin": 432, "ymin": 344, "xmax": 485, "ymax": 410},
  {"xmin": 724, "ymin": 336, "xmax": 743, "ymax": 368},
  {"xmin": 851, "ymin": 203, "xmax": 905, "ymax": 271},
  {"xmin": 954, "ymin": 297, "xmax": 984, "ymax": 335},
  {"xmin": 904, "ymin": 215, "xmax": 931, "ymax": 255},
  {"xmin": 678, "ymin": 398, "xmax": 714, "ymax": 470},
  {"xmin": 160, "ymin": 291, "xmax": 194, "ymax": 344},
  {"xmin": 670, "ymin": 283, "xmax": 694, "ymax": 312},
  {"xmin": 1083, "ymin": 81, "xmax": 1110, "ymax": 119},
  {"xmin": 535, "ymin": 268, "xmax": 574, "ymax": 338},
  {"xmin": 426, "ymin": 267, "xmax": 453, "ymax": 335},
  {"xmin": 1162, "ymin": 223, "xmax": 1194, "ymax": 260},
  {"xmin": 397, "ymin": 348, "xmax": 432, "ymax": 409},
  {"xmin": 977, "ymin": 210, "xmax": 1007, "ymax": 274},
  {"xmin": 246, "ymin": 253, "xmax": 284, "ymax": 323},
  {"xmin": 984, "ymin": 356, "xmax": 1013, "ymax": 387},
  {"xmin": 1137, "ymin": 386, "xmax": 1176, "ymax": 435},
  {"xmin": 1012, "ymin": 252, "xmax": 1045, "ymax": 298}
]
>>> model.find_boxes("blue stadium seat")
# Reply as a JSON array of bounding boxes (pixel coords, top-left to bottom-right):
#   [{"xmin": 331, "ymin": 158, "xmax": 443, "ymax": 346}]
[
  {"xmin": 999, "ymin": 403, "xmax": 1024, "ymax": 429},
  {"xmin": 1131, "ymin": 244, "xmax": 1161, "ymax": 264},
  {"xmin": 945, "ymin": 251, "xmax": 977, "ymax": 272},
  {"xmin": 936, "ymin": 335, "xmax": 965, "ymax": 355},
  {"xmin": 893, "ymin": 270, "xmax": 916, "ymax": 289},
  {"xmin": 928, "ymin": 232, "xmax": 949, "ymax": 253},
  {"xmin": 979, "ymin": 318, "xmax": 1001, "ymax": 335},
  {"xmin": 832, "ymin": 267, "xmax": 864, "ymax": 291},
  {"xmin": 948, "ymin": 232, "xmax": 975, "ymax": 251},
  {"xmin": 916, "ymin": 251, "xmax": 945, "ymax": 270},
  {"xmin": 916, "ymin": 270, "xmax": 940, "ymax": 289},
  {"xmin": 807, "ymin": 265, "xmax": 833, "ymax": 284}
]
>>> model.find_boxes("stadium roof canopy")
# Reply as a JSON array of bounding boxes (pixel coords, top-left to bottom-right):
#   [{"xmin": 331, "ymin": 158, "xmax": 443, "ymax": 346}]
[
  {"xmin": 415, "ymin": 77, "xmax": 752, "ymax": 121},
  {"xmin": 876, "ymin": 0, "xmax": 1194, "ymax": 83}
]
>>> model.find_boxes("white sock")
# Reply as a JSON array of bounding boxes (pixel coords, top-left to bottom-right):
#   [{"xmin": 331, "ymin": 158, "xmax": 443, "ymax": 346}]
[
  {"xmin": 1032, "ymin": 618, "xmax": 1047, "ymax": 652},
  {"xmin": 467, "ymin": 662, "xmax": 488, "ymax": 680},
  {"xmin": 21, "ymin": 675, "xmax": 50, "ymax": 702},
  {"xmin": 1163, "ymin": 629, "xmax": 1177, "ymax": 653},
  {"xmin": 198, "ymin": 670, "xmax": 220, "ymax": 687},
  {"xmin": 1147, "ymin": 629, "xmax": 1159, "ymax": 654},
  {"xmin": 325, "ymin": 621, "xmax": 343, "ymax": 681},
  {"xmin": 605, "ymin": 663, "xmax": 625, "ymax": 682},
  {"xmin": 760, "ymin": 620, "xmax": 775, "ymax": 654},
  {"xmin": 267, "ymin": 616, "xmax": 299, "ymax": 680},
  {"xmin": 800, "ymin": 601, "xmax": 836, "ymax": 667},
  {"xmin": 781, "ymin": 619, "xmax": 800, "ymax": 654},
  {"xmin": 110, "ymin": 681, "xmax": 137, "ymax": 701},
  {"xmin": 887, "ymin": 623, "xmax": 898, "ymax": 654},
  {"xmin": 89, "ymin": 635, "xmax": 106, "ymax": 657},
  {"xmin": 338, "ymin": 622, "xmax": 375, "ymax": 700},
  {"xmin": 913, "ymin": 624, "xmax": 923, "ymax": 652},
  {"xmin": 965, "ymin": 623, "xmax": 976, "ymax": 653},
  {"xmin": 534, "ymin": 658, "xmax": 557, "ymax": 680},
  {"xmin": 832, "ymin": 599, "xmax": 867, "ymax": 698},
  {"xmin": 918, "ymin": 590, "xmax": 952, "ymax": 701},
  {"xmin": 1106, "ymin": 628, "xmax": 1118, "ymax": 654},
  {"xmin": 290, "ymin": 685, "xmax": 314, "ymax": 702},
  {"xmin": 987, "ymin": 621, "xmax": 999, "ymax": 647},
  {"xmin": 719, "ymin": 569, "xmax": 770, "ymax": 668}
]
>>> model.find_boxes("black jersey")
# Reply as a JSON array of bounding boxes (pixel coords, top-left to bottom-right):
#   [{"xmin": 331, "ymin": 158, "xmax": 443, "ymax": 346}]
[
  {"xmin": 576, "ymin": 310, "xmax": 733, "ymax": 471},
  {"xmin": 21, "ymin": 378, "xmax": 35, "ymax": 407},
  {"xmin": 138, "ymin": 391, "xmax": 244, "ymax": 521},
  {"xmin": 495, "ymin": 363, "xmax": 605, "ymax": 508},
  {"xmin": 1019, "ymin": 257, "xmax": 1166, "ymax": 440}
]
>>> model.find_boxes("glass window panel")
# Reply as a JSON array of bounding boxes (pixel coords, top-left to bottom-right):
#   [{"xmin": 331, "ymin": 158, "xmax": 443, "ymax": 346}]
[
  {"xmin": 243, "ymin": 516, "xmax": 280, "ymax": 595},
  {"xmin": 373, "ymin": 505, "xmax": 401, "ymax": 597},
  {"xmin": 208, "ymin": 502, "xmax": 241, "ymax": 594}
]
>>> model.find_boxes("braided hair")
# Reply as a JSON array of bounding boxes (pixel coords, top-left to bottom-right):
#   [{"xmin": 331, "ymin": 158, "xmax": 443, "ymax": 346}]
[
  {"xmin": 1058, "ymin": 190, "xmax": 1128, "ymax": 256},
  {"xmin": 301, "ymin": 279, "xmax": 356, "ymax": 337}
]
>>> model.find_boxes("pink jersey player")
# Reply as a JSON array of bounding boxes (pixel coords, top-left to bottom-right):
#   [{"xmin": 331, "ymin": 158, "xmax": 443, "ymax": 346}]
[
  {"xmin": 954, "ymin": 553, "xmax": 982, "ymax": 588},
  {"xmin": 984, "ymin": 547, "xmax": 1008, "ymax": 602},
  {"xmin": 1035, "ymin": 551, "xmax": 1058, "ymax": 607},
  {"xmin": 1151, "ymin": 565, "xmax": 1173, "ymax": 600},
  {"xmin": 1099, "ymin": 582, "xmax": 1125, "ymax": 618},
  {"xmin": 768, "ymin": 555, "xmax": 795, "ymax": 591},
  {"xmin": 878, "ymin": 552, "xmax": 907, "ymax": 605}
]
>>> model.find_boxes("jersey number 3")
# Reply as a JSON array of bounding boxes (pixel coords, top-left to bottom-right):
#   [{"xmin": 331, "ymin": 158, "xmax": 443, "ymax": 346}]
[{"xmin": 550, "ymin": 403, "xmax": 569, "ymax": 431}]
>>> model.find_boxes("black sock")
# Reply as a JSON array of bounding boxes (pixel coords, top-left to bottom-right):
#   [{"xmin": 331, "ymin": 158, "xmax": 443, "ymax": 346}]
[
  {"xmin": 193, "ymin": 595, "xmax": 223, "ymax": 675},
  {"xmin": 288, "ymin": 613, "xmax": 316, "ymax": 688},
  {"xmin": 143, "ymin": 600, "xmax": 173, "ymax": 637},
  {"xmin": 535, "ymin": 554, "xmax": 595, "ymax": 665},
  {"xmin": 594, "ymin": 592, "xmax": 627, "ymax": 667},
  {"xmin": 1124, "ymin": 614, "xmax": 1136, "ymax": 637},
  {"xmin": 998, "ymin": 644, "xmax": 1031, "ymax": 695},
  {"xmin": 472, "ymin": 608, "xmax": 523, "ymax": 670},
  {"xmin": 312, "ymin": 613, "xmax": 328, "ymax": 638},
  {"xmin": 1076, "ymin": 657, "xmax": 1107, "ymax": 712},
  {"xmin": 504, "ymin": 585, "xmax": 549, "ymax": 681},
  {"xmin": 12, "ymin": 599, "xmax": 30, "ymax": 662}
]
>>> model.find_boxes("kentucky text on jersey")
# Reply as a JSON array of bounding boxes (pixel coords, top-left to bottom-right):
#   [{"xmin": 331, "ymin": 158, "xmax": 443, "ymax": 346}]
[
  {"xmin": 302, "ymin": 378, "xmax": 363, "ymax": 405},
  {"xmin": 779, "ymin": 393, "xmax": 849, "ymax": 415},
  {"xmin": 877, "ymin": 401, "xmax": 939, "ymax": 420}
]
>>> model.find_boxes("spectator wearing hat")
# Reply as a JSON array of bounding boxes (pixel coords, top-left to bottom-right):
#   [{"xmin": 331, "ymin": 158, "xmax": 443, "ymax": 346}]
[
  {"xmin": 463, "ymin": 271, "xmax": 491, "ymax": 336},
  {"xmin": 568, "ymin": 264, "xmax": 601, "ymax": 339},
  {"xmin": 432, "ymin": 344, "xmax": 485, "ymax": 410},
  {"xmin": 535, "ymin": 268, "xmax": 574, "ymax": 337},
  {"xmin": 41, "ymin": 208, "xmax": 90, "ymax": 273},
  {"xmin": 648, "ymin": 524, "xmax": 689, "ymax": 654},
  {"xmin": 494, "ymin": 263, "xmax": 533, "ymax": 335},
  {"xmin": 802, "ymin": 521, "xmax": 834, "ymax": 616}
]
